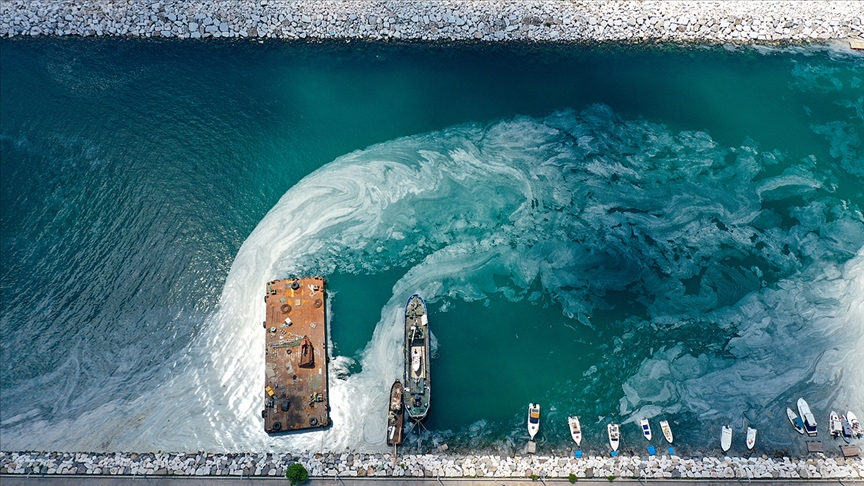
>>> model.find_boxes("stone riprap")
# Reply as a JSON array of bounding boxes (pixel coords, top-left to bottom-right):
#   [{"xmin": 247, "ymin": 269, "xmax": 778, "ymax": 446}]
[
  {"xmin": 2, "ymin": 450, "xmax": 863, "ymax": 479},
  {"xmin": 1, "ymin": 1, "xmax": 863, "ymax": 43}
]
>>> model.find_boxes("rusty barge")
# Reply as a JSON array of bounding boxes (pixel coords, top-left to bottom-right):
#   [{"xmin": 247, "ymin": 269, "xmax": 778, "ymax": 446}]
[{"xmin": 261, "ymin": 277, "xmax": 330, "ymax": 433}]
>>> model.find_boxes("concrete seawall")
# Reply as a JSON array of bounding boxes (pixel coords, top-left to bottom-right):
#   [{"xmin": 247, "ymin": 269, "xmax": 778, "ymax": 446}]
[{"xmin": 1, "ymin": 1, "xmax": 863, "ymax": 43}]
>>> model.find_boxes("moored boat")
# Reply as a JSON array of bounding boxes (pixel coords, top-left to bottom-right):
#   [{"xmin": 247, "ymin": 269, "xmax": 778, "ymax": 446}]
[
  {"xmin": 797, "ymin": 398, "xmax": 817, "ymax": 436},
  {"xmin": 568, "ymin": 416, "xmax": 582, "ymax": 446},
  {"xmin": 660, "ymin": 420, "xmax": 674, "ymax": 444},
  {"xmin": 720, "ymin": 425, "xmax": 732, "ymax": 452},
  {"xmin": 849, "ymin": 411, "xmax": 863, "ymax": 438},
  {"xmin": 640, "ymin": 418, "xmax": 652, "ymax": 441},
  {"xmin": 528, "ymin": 403, "xmax": 540, "ymax": 440},
  {"xmin": 404, "ymin": 294, "xmax": 430, "ymax": 422},
  {"xmin": 608, "ymin": 423, "xmax": 620, "ymax": 451},
  {"xmin": 830, "ymin": 411, "xmax": 842, "ymax": 438},
  {"xmin": 841, "ymin": 416, "xmax": 854, "ymax": 438},
  {"xmin": 787, "ymin": 407, "xmax": 805, "ymax": 434},
  {"xmin": 746, "ymin": 427, "xmax": 757, "ymax": 450},
  {"xmin": 386, "ymin": 380, "xmax": 404, "ymax": 446}
]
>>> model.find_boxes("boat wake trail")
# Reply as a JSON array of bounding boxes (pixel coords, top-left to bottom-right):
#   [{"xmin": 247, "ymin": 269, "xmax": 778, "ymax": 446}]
[{"xmin": 3, "ymin": 104, "xmax": 861, "ymax": 453}]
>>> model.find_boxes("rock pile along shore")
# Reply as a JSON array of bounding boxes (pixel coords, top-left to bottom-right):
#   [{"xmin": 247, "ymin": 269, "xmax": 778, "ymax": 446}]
[
  {"xmin": 2, "ymin": 450, "xmax": 863, "ymax": 479},
  {"xmin": 1, "ymin": 0, "xmax": 863, "ymax": 43}
]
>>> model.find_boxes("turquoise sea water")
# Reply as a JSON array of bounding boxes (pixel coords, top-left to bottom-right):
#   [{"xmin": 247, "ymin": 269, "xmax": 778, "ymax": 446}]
[{"xmin": 1, "ymin": 39, "xmax": 863, "ymax": 456}]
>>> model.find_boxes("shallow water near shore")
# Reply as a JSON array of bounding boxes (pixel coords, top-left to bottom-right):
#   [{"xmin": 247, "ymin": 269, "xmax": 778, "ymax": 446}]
[{"xmin": 1, "ymin": 38, "xmax": 863, "ymax": 456}]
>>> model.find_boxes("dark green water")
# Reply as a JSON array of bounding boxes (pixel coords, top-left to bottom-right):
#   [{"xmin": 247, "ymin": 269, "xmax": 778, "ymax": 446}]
[{"xmin": 1, "ymin": 38, "xmax": 862, "ymax": 455}]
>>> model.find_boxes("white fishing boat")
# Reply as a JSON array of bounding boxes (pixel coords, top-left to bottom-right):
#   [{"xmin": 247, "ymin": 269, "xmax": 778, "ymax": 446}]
[
  {"xmin": 797, "ymin": 398, "xmax": 817, "ymax": 436},
  {"xmin": 527, "ymin": 403, "xmax": 540, "ymax": 440},
  {"xmin": 640, "ymin": 418, "xmax": 652, "ymax": 441},
  {"xmin": 720, "ymin": 425, "xmax": 732, "ymax": 452},
  {"xmin": 829, "ymin": 411, "xmax": 842, "ymax": 438},
  {"xmin": 659, "ymin": 420, "xmax": 674, "ymax": 444},
  {"xmin": 568, "ymin": 416, "xmax": 582, "ymax": 446},
  {"xmin": 608, "ymin": 423, "xmax": 620, "ymax": 451},
  {"xmin": 746, "ymin": 427, "xmax": 757, "ymax": 450},
  {"xmin": 849, "ymin": 411, "xmax": 863, "ymax": 438},
  {"xmin": 787, "ymin": 407, "xmax": 805, "ymax": 434}
]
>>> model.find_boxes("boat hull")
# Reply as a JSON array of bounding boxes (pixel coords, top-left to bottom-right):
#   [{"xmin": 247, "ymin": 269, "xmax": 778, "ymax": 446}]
[
  {"xmin": 568, "ymin": 416, "xmax": 582, "ymax": 447},
  {"xmin": 660, "ymin": 420, "xmax": 674, "ymax": 444},
  {"xmin": 721, "ymin": 426, "xmax": 732, "ymax": 452},
  {"xmin": 797, "ymin": 398, "xmax": 817, "ymax": 437},
  {"xmin": 386, "ymin": 380, "xmax": 404, "ymax": 446},
  {"xmin": 640, "ymin": 419, "xmax": 652, "ymax": 441},
  {"xmin": 787, "ymin": 407, "xmax": 805, "ymax": 434},
  {"xmin": 608, "ymin": 424, "xmax": 620, "ymax": 451},
  {"xmin": 528, "ymin": 404, "xmax": 540, "ymax": 440},
  {"xmin": 404, "ymin": 294, "xmax": 431, "ymax": 421},
  {"xmin": 746, "ymin": 427, "xmax": 757, "ymax": 450}
]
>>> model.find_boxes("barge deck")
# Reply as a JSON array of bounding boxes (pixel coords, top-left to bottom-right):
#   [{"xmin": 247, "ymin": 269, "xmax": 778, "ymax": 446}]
[{"xmin": 262, "ymin": 277, "xmax": 330, "ymax": 433}]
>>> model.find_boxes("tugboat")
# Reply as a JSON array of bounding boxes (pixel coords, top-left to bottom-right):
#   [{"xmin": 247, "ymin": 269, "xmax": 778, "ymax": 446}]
[
  {"xmin": 404, "ymin": 294, "xmax": 430, "ymax": 422},
  {"xmin": 386, "ymin": 380, "xmax": 404, "ymax": 446}
]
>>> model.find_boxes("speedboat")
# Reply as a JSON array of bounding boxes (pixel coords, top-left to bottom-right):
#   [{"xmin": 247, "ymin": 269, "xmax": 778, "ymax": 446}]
[
  {"xmin": 787, "ymin": 407, "xmax": 805, "ymax": 434},
  {"xmin": 797, "ymin": 398, "xmax": 817, "ymax": 436},
  {"xmin": 841, "ymin": 416, "xmax": 853, "ymax": 438},
  {"xmin": 608, "ymin": 423, "xmax": 620, "ymax": 451},
  {"xmin": 849, "ymin": 411, "xmax": 863, "ymax": 438},
  {"xmin": 659, "ymin": 420, "xmax": 674, "ymax": 444},
  {"xmin": 746, "ymin": 427, "xmax": 757, "ymax": 450},
  {"xmin": 720, "ymin": 425, "xmax": 732, "ymax": 452},
  {"xmin": 829, "ymin": 411, "xmax": 842, "ymax": 438},
  {"xmin": 640, "ymin": 418, "xmax": 652, "ymax": 441},
  {"xmin": 527, "ymin": 403, "xmax": 540, "ymax": 440},
  {"xmin": 568, "ymin": 416, "xmax": 582, "ymax": 446}
]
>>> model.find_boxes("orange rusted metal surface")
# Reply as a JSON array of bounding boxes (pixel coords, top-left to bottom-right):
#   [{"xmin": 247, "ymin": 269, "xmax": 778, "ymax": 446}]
[{"xmin": 261, "ymin": 277, "xmax": 329, "ymax": 433}]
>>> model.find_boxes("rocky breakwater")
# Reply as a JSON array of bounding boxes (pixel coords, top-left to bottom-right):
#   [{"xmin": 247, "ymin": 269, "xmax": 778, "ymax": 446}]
[
  {"xmin": 2, "ymin": 450, "xmax": 863, "ymax": 479},
  {"xmin": 0, "ymin": 1, "xmax": 863, "ymax": 43}
]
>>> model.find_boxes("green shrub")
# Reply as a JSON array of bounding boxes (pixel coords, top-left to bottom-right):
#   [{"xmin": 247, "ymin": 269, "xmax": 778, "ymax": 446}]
[
  {"xmin": 531, "ymin": 474, "xmax": 539, "ymax": 481},
  {"xmin": 286, "ymin": 463, "xmax": 309, "ymax": 486},
  {"xmin": 569, "ymin": 473, "xmax": 578, "ymax": 483},
  {"xmin": 607, "ymin": 475, "xmax": 615, "ymax": 481}
]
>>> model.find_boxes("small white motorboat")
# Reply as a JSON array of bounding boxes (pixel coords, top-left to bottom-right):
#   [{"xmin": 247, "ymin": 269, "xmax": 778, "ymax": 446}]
[
  {"xmin": 829, "ymin": 411, "xmax": 842, "ymax": 438},
  {"xmin": 746, "ymin": 427, "xmax": 757, "ymax": 450},
  {"xmin": 787, "ymin": 407, "xmax": 805, "ymax": 434},
  {"xmin": 659, "ymin": 420, "xmax": 674, "ymax": 444},
  {"xmin": 640, "ymin": 418, "xmax": 652, "ymax": 441},
  {"xmin": 568, "ymin": 416, "xmax": 582, "ymax": 447},
  {"xmin": 608, "ymin": 423, "xmax": 620, "ymax": 451},
  {"xmin": 797, "ymin": 398, "xmax": 817, "ymax": 436},
  {"xmin": 720, "ymin": 425, "xmax": 732, "ymax": 452},
  {"xmin": 527, "ymin": 403, "xmax": 540, "ymax": 440},
  {"xmin": 849, "ymin": 411, "xmax": 863, "ymax": 438},
  {"xmin": 841, "ymin": 416, "xmax": 854, "ymax": 438}
]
